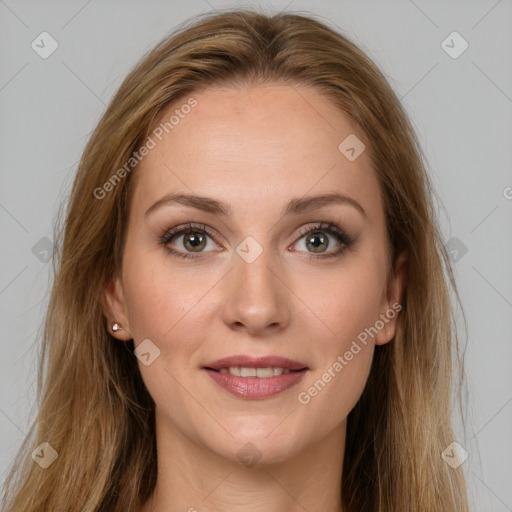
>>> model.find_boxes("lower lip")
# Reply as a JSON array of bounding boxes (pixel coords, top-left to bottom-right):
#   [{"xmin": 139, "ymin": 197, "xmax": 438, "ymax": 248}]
[{"xmin": 204, "ymin": 369, "xmax": 307, "ymax": 399}]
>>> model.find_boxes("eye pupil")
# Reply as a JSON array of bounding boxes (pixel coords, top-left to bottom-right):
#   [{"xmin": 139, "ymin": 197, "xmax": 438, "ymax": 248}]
[
  {"xmin": 306, "ymin": 232, "xmax": 328, "ymax": 252},
  {"xmin": 184, "ymin": 232, "xmax": 206, "ymax": 251}
]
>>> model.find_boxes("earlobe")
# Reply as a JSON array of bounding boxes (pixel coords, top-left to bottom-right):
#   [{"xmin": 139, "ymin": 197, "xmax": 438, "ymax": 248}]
[
  {"xmin": 103, "ymin": 277, "xmax": 132, "ymax": 341},
  {"xmin": 375, "ymin": 250, "xmax": 407, "ymax": 345}
]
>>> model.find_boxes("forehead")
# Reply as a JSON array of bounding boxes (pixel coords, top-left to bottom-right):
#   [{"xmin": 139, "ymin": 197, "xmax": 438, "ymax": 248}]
[{"xmin": 131, "ymin": 82, "xmax": 382, "ymax": 219}]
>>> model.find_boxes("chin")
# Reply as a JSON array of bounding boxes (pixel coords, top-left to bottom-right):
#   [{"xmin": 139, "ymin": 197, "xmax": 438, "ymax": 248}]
[{"xmin": 205, "ymin": 427, "xmax": 303, "ymax": 467}]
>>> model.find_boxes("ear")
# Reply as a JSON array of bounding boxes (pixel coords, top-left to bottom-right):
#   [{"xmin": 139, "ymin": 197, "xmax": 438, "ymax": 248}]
[
  {"xmin": 375, "ymin": 250, "xmax": 407, "ymax": 345},
  {"xmin": 102, "ymin": 276, "xmax": 133, "ymax": 341}
]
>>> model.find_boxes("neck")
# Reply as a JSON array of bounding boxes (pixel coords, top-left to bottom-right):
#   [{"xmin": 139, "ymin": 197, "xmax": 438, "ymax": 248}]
[{"xmin": 142, "ymin": 412, "xmax": 346, "ymax": 512}]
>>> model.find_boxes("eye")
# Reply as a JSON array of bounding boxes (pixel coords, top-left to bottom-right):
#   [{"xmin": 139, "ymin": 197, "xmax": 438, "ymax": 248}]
[
  {"xmin": 160, "ymin": 223, "xmax": 220, "ymax": 259},
  {"xmin": 291, "ymin": 222, "xmax": 354, "ymax": 259},
  {"xmin": 160, "ymin": 221, "xmax": 355, "ymax": 260}
]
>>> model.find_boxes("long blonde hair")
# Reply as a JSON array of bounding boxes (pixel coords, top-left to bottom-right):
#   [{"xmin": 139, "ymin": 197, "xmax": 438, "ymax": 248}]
[{"xmin": 1, "ymin": 8, "xmax": 469, "ymax": 511}]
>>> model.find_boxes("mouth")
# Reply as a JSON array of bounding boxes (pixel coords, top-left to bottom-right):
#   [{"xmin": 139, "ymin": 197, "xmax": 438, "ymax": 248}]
[
  {"xmin": 204, "ymin": 355, "xmax": 308, "ymax": 372},
  {"xmin": 206, "ymin": 366, "xmax": 304, "ymax": 377},
  {"xmin": 202, "ymin": 355, "xmax": 309, "ymax": 399}
]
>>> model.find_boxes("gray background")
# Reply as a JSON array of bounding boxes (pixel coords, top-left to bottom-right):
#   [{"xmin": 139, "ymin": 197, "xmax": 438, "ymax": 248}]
[{"xmin": 1, "ymin": 0, "xmax": 511, "ymax": 510}]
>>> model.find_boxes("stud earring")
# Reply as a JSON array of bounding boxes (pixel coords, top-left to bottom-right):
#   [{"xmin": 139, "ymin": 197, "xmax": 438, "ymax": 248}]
[{"xmin": 111, "ymin": 322, "xmax": 122, "ymax": 332}]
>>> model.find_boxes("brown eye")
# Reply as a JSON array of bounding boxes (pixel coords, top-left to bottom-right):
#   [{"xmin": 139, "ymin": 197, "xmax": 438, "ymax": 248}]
[
  {"xmin": 160, "ymin": 223, "xmax": 221, "ymax": 259},
  {"xmin": 292, "ymin": 221, "xmax": 355, "ymax": 259},
  {"xmin": 182, "ymin": 231, "xmax": 207, "ymax": 252},
  {"xmin": 305, "ymin": 232, "xmax": 329, "ymax": 253}
]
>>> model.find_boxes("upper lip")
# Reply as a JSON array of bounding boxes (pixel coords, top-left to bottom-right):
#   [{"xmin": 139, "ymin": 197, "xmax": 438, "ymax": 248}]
[{"xmin": 204, "ymin": 355, "xmax": 308, "ymax": 371}]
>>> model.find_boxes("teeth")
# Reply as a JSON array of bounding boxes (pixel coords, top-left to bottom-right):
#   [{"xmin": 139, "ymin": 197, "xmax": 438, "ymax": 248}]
[
  {"xmin": 254, "ymin": 367, "xmax": 273, "ymax": 378},
  {"xmin": 240, "ymin": 367, "xmax": 256, "ymax": 377},
  {"xmin": 218, "ymin": 367, "xmax": 293, "ymax": 377},
  {"xmin": 230, "ymin": 366, "xmax": 241, "ymax": 376}
]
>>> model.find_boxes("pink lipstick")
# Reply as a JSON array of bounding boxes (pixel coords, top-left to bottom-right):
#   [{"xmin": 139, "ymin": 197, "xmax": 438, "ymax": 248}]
[{"xmin": 203, "ymin": 355, "xmax": 308, "ymax": 400}]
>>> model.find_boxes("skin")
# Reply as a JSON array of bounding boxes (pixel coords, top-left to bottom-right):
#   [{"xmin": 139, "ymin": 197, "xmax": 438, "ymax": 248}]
[{"xmin": 104, "ymin": 82, "xmax": 406, "ymax": 512}]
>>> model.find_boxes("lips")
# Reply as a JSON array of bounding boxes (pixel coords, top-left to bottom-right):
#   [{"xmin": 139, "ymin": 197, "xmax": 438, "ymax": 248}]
[
  {"xmin": 204, "ymin": 355, "xmax": 308, "ymax": 372},
  {"xmin": 203, "ymin": 355, "xmax": 308, "ymax": 400}
]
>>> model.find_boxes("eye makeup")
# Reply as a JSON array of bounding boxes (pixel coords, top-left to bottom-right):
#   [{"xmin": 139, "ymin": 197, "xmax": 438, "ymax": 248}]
[{"xmin": 158, "ymin": 221, "xmax": 356, "ymax": 261}]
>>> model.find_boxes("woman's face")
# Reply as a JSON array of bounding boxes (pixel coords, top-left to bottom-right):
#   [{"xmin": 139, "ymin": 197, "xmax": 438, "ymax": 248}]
[{"xmin": 106, "ymin": 82, "xmax": 405, "ymax": 464}]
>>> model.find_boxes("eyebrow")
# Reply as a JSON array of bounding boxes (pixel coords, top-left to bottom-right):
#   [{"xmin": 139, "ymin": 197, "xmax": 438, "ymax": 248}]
[{"xmin": 144, "ymin": 192, "xmax": 367, "ymax": 219}]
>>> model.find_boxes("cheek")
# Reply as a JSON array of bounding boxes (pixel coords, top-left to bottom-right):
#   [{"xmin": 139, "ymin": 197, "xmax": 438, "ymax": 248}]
[
  {"xmin": 297, "ymin": 346, "xmax": 373, "ymax": 435},
  {"xmin": 120, "ymin": 247, "xmax": 212, "ymax": 416},
  {"xmin": 122, "ymin": 245, "xmax": 216, "ymax": 341},
  {"xmin": 291, "ymin": 253, "xmax": 385, "ymax": 414},
  {"xmin": 291, "ymin": 256, "xmax": 386, "ymax": 349},
  {"xmin": 294, "ymin": 266, "xmax": 379, "ymax": 424}
]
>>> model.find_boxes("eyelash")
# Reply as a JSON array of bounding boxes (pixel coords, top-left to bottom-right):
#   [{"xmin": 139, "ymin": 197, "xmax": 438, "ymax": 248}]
[{"xmin": 159, "ymin": 221, "xmax": 355, "ymax": 261}]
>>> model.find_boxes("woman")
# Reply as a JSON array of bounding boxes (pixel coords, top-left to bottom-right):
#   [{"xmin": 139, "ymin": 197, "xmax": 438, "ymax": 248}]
[{"xmin": 1, "ymin": 8, "xmax": 469, "ymax": 511}]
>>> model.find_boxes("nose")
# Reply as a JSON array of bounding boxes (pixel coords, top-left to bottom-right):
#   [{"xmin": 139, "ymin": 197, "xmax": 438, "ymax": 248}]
[{"xmin": 221, "ymin": 244, "xmax": 291, "ymax": 336}]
